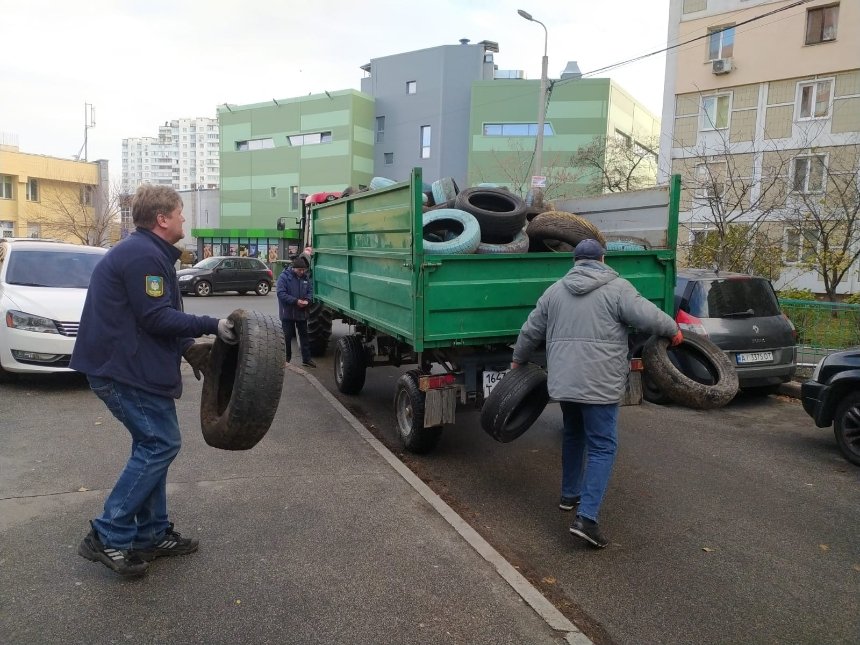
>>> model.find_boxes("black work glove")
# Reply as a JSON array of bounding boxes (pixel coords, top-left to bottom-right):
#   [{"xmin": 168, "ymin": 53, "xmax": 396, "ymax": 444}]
[{"xmin": 183, "ymin": 340, "xmax": 214, "ymax": 380}]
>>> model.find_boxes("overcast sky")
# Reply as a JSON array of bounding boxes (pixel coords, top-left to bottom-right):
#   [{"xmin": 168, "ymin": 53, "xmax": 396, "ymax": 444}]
[{"xmin": 0, "ymin": 0, "xmax": 670, "ymax": 182}]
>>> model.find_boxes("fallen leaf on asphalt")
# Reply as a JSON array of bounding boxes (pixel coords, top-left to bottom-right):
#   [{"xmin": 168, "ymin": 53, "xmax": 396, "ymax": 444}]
[
  {"xmin": 819, "ymin": 544, "xmax": 829, "ymax": 552},
  {"xmin": 95, "ymin": 420, "xmax": 103, "ymax": 425},
  {"xmin": 702, "ymin": 547, "xmax": 715, "ymax": 552},
  {"xmin": 542, "ymin": 576, "xmax": 557, "ymax": 584},
  {"xmin": 235, "ymin": 599, "xmax": 241, "ymax": 605},
  {"xmin": 853, "ymin": 564, "xmax": 860, "ymax": 572},
  {"xmin": 77, "ymin": 487, "xmax": 89, "ymax": 492}
]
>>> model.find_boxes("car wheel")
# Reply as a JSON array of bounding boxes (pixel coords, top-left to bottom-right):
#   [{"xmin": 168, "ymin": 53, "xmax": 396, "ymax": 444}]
[
  {"xmin": 394, "ymin": 370, "xmax": 443, "ymax": 454},
  {"xmin": 255, "ymin": 280, "xmax": 271, "ymax": 296},
  {"xmin": 833, "ymin": 391, "xmax": 860, "ymax": 466},
  {"xmin": 200, "ymin": 309, "xmax": 286, "ymax": 450},
  {"xmin": 333, "ymin": 335, "xmax": 366, "ymax": 394},
  {"xmin": 195, "ymin": 280, "xmax": 212, "ymax": 297}
]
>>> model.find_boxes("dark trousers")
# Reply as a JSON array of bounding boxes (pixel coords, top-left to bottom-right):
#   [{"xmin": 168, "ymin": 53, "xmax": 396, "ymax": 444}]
[{"xmin": 282, "ymin": 318, "xmax": 311, "ymax": 363}]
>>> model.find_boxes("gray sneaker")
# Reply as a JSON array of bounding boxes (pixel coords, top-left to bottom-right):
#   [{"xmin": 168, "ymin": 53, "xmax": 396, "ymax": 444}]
[
  {"xmin": 78, "ymin": 522, "xmax": 149, "ymax": 576},
  {"xmin": 570, "ymin": 515, "xmax": 609, "ymax": 548}
]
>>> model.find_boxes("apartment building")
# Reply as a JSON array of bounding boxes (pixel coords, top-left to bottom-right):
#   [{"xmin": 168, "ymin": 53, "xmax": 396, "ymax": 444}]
[
  {"xmin": 660, "ymin": 0, "xmax": 860, "ymax": 295},
  {"xmin": 0, "ymin": 143, "xmax": 112, "ymax": 244},
  {"xmin": 122, "ymin": 117, "xmax": 219, "ymax": 193}
]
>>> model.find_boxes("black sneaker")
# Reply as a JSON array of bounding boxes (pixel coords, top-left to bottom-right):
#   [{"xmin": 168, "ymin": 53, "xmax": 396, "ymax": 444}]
[
  {"xmin": 302, "ymin": 360, "xmax": 317, "ymax": 368},
  {"xmin": 78, "ymin": 522, "xmax": 149, "ymax": 576},
  {"xmin": 134, "ymin": 523, "xmax": 199, "ymax": 562},
  {"xmin": 559, "ymin": 495, "xmax": 580, "ymax": 511},
  {"xmin": 570, "ymin": 515, "xmax": 609, "ymax": 549}
]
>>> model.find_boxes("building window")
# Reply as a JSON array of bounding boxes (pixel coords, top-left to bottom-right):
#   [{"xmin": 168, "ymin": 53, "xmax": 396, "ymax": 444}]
[
  {"xmin": 0, "ymin": 175, "xmax": 11, "ymax": 199},
  {"xmin": 791, "ymin": 155, "xmax": 826, "ymax": 194},
  {"xmin": 384, "ymin": 152, "xmax": 394, "ymax": 165},
  {"xmin": 707, "ymin": 25, "xmax": 735, "ymax": 60},
  {"xmin": 806, "ymin": 5, "xmax": 839, "ymax": 45},
  {"xmin": 796, "ymin": 80, "xmax": 833, "ymax": 119},
  {"xmin": 482, "ymin": 123, "xmax": 555, "ymax": 136},
  {"xmin": 80, "ymin": 186, "xmax": 94, "ymax": 206},
  {"xmin": 270, "ymin": 187, "xmax": 278, "ymax": 199},
  {"xmin": 420, "ymin": 125, "xmax": 431, "ymax": 159},
  {"xmin": 701, "ymin": 94, "xmax": 731, "ymax": 130},
  {"xmin": 27, "ymin": 224, "xmax": 40, "ymax": 239},
  {"xmin": 291, "ymin": 186, "xmax": 299, "ymax": 211},
  {"xmin": 406, "ymin": 81, "xmax": 417, "ymax": 95},
  {"xmin": 695, "ymin": 163, "xmax": 726, "ymax": 200},
  {"xmin": 235, "ymin": 138, "xmax": 274, "ymax": 152},
  {"xmin": 376, "ymin": 116, "xmax": 385, "ymax": 143},
  {"xmin": 784, "ymin": 227, "xmax": 818, "ymax": 263},
  {"xmin": 614, "ymin": 129, "xmax": 632, "ymax": 147},
  {"xmin": 287, "ymin": 132, "xmax": 332, "ymax": 147},
  {"xmin": 0, "ymin": 221, "xmax": 13, "ymax": 238},
  {"xmin": 26, "ymin": 178, "xmax": 38, "ymax": 202}
]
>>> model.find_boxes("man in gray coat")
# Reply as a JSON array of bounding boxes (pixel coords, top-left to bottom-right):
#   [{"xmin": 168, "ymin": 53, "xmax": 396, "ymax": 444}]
[{"xmin": 511, "ymin": 239, "xmax": 682, "ymax": 548}]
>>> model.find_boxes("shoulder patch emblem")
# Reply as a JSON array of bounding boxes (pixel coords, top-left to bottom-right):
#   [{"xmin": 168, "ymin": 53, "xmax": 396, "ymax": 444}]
[{"xmin": 145, "ymin": 275, "xmax": 164, "ymax": 297}]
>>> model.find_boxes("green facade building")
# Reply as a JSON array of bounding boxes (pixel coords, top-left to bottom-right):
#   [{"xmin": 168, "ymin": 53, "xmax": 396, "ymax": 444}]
[
  {"xmin": 468, "ymin": 78, "xmax": 660, "ymax": 199},
  {"xmin": 194, "ymin": 89, "xmax": 374, "ymax": 261}
]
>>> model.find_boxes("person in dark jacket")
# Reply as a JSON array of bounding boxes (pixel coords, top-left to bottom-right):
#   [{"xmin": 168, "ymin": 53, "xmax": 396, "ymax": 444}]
[
  {"xmin": 276, "ymin": 254, "xmax": 315, "ymax": 367},
  {"xmin": 512, "ymin": 239, "xmax": 683, "ymax": 549},
  {"xmin": 71, "ymin": 184, "xmax": 238, "ymax": 577}
]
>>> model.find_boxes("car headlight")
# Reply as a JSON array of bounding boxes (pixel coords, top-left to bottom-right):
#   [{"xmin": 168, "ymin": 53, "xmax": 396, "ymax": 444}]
[
  {"xmin": 178, "ymin": 275, "xmax": 193, "ymax": 282},
  {"xmin": 5, "ymin": 310, "xmax": 60, "ymax": 334}
]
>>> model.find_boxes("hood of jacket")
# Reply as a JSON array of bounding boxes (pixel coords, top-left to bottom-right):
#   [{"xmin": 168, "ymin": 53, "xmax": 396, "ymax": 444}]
[{"xmin": 562, "ymin": 260, "xmax": 618, "ymax": 296}]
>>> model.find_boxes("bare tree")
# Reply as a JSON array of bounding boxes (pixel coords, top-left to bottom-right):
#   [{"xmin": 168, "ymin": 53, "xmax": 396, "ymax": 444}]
[
  {"xmin": 779, "ymin": 142, "xmax": 860, "ymax": 301},
  {"xmin": 29, "ymin": 181, "xmax": 123, "ymax": 247},
  {"xmin": 569, "ymin": 135, "xmax": 659, "ymax": 194}
]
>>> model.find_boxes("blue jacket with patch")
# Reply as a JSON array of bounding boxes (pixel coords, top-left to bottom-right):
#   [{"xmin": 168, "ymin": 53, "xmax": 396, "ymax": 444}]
[{"xmin": 71, "ymin": 228, "xmax": 220, "ymax": 398}]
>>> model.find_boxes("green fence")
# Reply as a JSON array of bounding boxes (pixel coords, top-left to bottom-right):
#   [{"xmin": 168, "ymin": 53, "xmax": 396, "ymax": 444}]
[{"xmin": 779, "ymin": 298, "xmax": 860, "ymax": 366}]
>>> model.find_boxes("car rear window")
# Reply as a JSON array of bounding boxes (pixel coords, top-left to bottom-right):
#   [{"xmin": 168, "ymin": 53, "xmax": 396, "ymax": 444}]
[
  {"xmin": 685, "ymin": 278, "xmax": 781, "ymax": 318},
  {"xmin": 5, "ymin": 249, "xmax": 104, "ymax": 288}
]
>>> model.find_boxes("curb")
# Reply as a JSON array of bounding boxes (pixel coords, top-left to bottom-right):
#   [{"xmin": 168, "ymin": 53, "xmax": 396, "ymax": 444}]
[{"xmin": 286, "ymin": 364, "xmax": 593, "ymax": 645}]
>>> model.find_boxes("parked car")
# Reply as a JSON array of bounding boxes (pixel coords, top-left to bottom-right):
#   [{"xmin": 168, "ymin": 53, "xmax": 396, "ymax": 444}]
[
  {"xmin": 178, "ymin": 256, "xmax": 273, "ymax": 296},
  {"xmin": 644, "ymin": 269, "xmax": 797, "ymax": 400},
  {"xmin": 801, "ymin": 350, "xmax": 860, "ymax": 466},
  {"xmin": 0, "ymin": 238, "xmax": 107, "ymax": 380}
]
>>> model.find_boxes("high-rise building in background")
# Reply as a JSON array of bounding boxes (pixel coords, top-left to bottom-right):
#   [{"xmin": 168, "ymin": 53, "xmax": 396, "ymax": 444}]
[{"xmin": 122, "ymin": 117, "xmax": 219, "ymax": 193}]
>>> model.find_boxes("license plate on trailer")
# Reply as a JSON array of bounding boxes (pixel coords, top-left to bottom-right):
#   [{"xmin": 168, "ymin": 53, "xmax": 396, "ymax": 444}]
[
  {"xmin": 483, "ymin": 370, "xmax": 509, "ymax": 397},
  {"xmin": 736, "ymin": 351, "xmax": 774, "ymax": 364}
]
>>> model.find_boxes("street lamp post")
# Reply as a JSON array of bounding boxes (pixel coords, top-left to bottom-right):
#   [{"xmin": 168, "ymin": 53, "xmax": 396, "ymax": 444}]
[{"xmin": 518, "ymin": 9, "xmax": 549, "ymax": 207}]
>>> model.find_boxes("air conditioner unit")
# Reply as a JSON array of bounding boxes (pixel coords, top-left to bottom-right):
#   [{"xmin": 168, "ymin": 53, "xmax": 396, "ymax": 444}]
[{"xmin": 712, "ymin": 58, "xmax": 733, "ymax": 75}]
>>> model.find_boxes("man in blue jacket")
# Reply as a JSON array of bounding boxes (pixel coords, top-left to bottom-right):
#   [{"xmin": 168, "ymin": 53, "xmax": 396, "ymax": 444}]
[
  {"xmin": 512, "ymin": 239, "xmax": 682, "ymax": 548},
  {"xmin": 71, "ymin": 184, "xmax": 238, "ymax": 576},
  {"xmin": 276, "ymin": 254, "xmax": 315, "ymax": 368}
]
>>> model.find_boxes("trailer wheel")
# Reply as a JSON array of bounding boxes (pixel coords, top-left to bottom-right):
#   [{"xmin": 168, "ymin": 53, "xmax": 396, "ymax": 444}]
[
  {"xmin": 422, "ymin": 209, "xmax": 481, "ymax": 255},
  {"xmin": 394, "ymin": 370, "xmax": 443, "ymax": 454},
  {"xmin": 480, "ymin": 364, "xmax": 550, "ymax": 443},
  {"xmin": 334, "ymin": 334, "xmax": 366, "ymax": 394},
  {"xmin": 306, "ymin": 302, "xmax": 333, "ymax": 357},
  {"xmin": 454, "ymin": 187, "xmax": 527, "ymax": 242},
  {"xmin": 642, "ymin": 332, "xmax": 738, "ymax": 409},
  {"xmin": 476, "ymin": 229, "xmax": 530, "ymax": 254},
  {"xmin": 526, "ymin": 211, "xmax": 607, "ymax": 252},
  {"xmin": 200, "ymin": 309, "xmax": 286, "ymax": 450}
]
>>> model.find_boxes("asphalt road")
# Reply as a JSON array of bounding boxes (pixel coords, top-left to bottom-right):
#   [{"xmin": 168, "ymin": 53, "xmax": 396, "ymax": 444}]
[{"xmin": 189, "ymin": 293, "xmax": 860, "ymax": 644}]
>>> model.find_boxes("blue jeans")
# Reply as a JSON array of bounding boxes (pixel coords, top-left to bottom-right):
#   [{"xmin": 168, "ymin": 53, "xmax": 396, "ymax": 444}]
[
  {"xmin": 560, "ymin": 401, "xmax": 619, "ymax": 522},
  {"xmin": 87, "ymin": 376, "xmax": 181, "ymax": 549},
  {"xmin": 282, "ymin": 318, "xmax": 310, "ymax": 363}
]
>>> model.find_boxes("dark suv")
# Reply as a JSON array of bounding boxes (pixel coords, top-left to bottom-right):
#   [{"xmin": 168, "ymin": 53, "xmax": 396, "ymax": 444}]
[
  {"xmin": 178, "ymin": 256, "xmax": 273, "ymax": 297},
  {"xmin": 801, "ymin": 350, "xmax": 860, "ymax": 466},
  {"xmin": 644, "ymin": 270, "xmax": 797, "ymax": 400}
]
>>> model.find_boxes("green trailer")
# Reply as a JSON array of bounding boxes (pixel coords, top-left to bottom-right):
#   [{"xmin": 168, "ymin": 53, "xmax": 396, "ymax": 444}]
[{"xmin": 308, "ymin": 168, "xmax": 681, "ymax": 452}]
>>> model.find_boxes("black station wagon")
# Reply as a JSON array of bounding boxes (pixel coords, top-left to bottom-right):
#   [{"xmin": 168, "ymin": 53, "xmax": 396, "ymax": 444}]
[{"xmin": 177, "ymin": 256, "xmax": 273, "ymax": 297}]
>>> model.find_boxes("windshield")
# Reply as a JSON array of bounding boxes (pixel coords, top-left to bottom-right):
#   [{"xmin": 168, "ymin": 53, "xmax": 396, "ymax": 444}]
[
  {"xmin": 5, "ymin": 249, "xmax": 105, "ymax": 288},
  {"xmin": 193, "ymin": 257, "xmax": 222, "ymax": 270},
  {"xmin": 686, "ymin": 278, "xmax": 781, "ymax": 318}
]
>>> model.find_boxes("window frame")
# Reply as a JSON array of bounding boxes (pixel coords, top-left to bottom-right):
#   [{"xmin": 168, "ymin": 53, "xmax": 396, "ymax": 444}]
[
  {"xmin": 26, "ymin": 178, "xmax": 39, "ymax": 202},
  {"xmin": 790, "ymin": 154, "xmax": 828, "ymax": 194},
  {"xmin": 406, "ymin": 80, "xmax": 417, "ymax": 95},
  {"xmin": 784, "ymin": 225, "xmax": 819, "ymax": 264},
  {"xmin": 420, "ymin": 125, "xmax": 431, "ymax": 159},
  {"xmin": 707, "ymin": 24, "xmax": 735, "ymax": 61},
  {"xmin": 795, "ymin": 78, "xmax": 834, "ymax": 120},
  {"xmin": 376, "ymin": 116, "xmax": 385, "ymax": 143},
  {"xmin": 805, "ymin": 4, "xmax": 839, "ymax": 45},
  {"xmin": 694, "ymin": 161, "xmax": 728, "ymax": 201},
  {"xmin": 0, "ymin": 175, "xmax": 12, "ymax": 199},
  {"xmin": 700, "ymin": 93, "xmax": 732, "ymax": 131},
  {"xmin": 482, "ymin": 122, "xmax": 555, "ymax": 137},
  {"xmin": 383, "ymin": 152, "xmax": 394, "ymax": 165}
]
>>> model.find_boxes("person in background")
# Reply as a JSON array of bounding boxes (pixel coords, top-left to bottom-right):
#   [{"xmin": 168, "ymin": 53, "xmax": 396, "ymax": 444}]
[
  {"xmin": 71, "ymin": 184, "xmax": 239, "ymax": 577},
  {"xmin": 276, "ymin": 254, "xmax": 315, "ymax": 368},
  {"xmin": 511, "ymin": 238, "xmax": 682, "ymax": 549}
]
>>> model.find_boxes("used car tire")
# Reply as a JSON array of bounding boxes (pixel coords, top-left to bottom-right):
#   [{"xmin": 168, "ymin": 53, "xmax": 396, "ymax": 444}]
[
  {"xmin": 255, "ymin": 280, "xmax": 271, "ymax": 296},
  {"xmin": 307, "ymin": 302, "xmax": 333, "ymax": 357},
  {"xmin": 454, "ymin": 187, "xmax": 527, "ymax": 242},
  {"xmin": 394, "ymin": 370, "xmax": 443, "ymax": 454},
  {"xmin": 480, "ymin": 364, "xmax": 550, "ymax": 443},
  {"xmin": 422, "ymin": 209, "xmax": 481, "ymax": 255},
  {"xmin": 195, "ymin": 280, "xmax": 212, "ymax": 297},
  {"xmin": 476, "ymin": 229, "xmax": 530, "ymax": 254},
  {"xmin": 334, "ymin": 334, "xmax": 367, "ymax": 394},
  {"xmin": 642, "ymin": 371, "xmax": 672, "ymax": 405},
  {"xmin": 431, "ymin": 177, "xmax": 459, "ymax": 205},
  {"xmin": 642, "ymin": 332, "xmax": 738, "ymax": 409},
  {"xmin": 526, "ymin": 211, "xmax": 607, "ymax": 252},
  {"xmin": 833, "ymin": 390, "xmax": 860, "ymax": 466},
  {"xmin": 200, "ymin": 309, "xmax": 286, "ymax": 450}
]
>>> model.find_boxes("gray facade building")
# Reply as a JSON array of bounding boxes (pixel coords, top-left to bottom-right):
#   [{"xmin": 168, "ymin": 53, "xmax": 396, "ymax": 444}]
[{"xmin": 360, "ymin": 40, "xmax": 497, "ymax": 187}]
